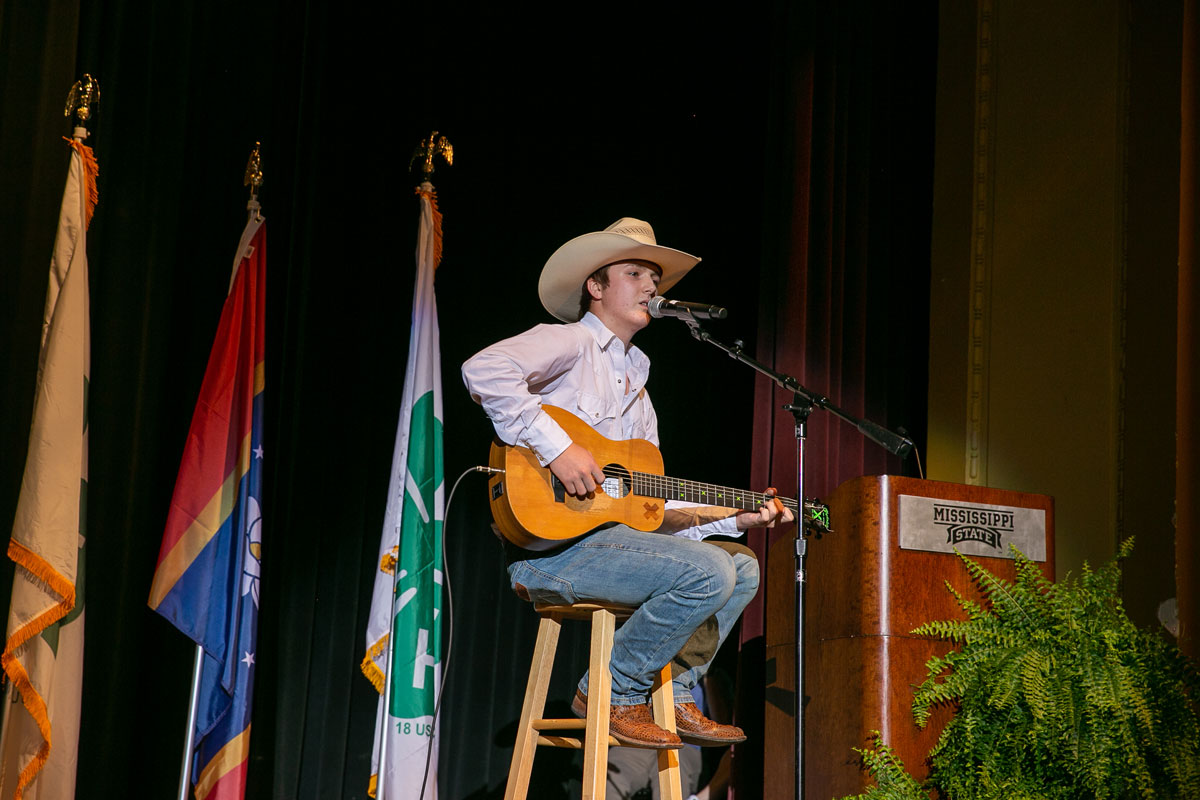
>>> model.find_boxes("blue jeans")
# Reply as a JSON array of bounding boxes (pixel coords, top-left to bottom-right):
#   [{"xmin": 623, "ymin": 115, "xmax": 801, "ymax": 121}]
[{"xmin": 508, "ymin": 527, "xmax": 760, "ymax": 706}]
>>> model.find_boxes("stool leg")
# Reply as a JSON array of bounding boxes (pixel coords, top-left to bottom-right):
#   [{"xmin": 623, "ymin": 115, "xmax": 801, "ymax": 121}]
[
  {"xmin": 581, "ymin": 608, "xmax": 616, "ymax": 800},
  {"xmin": 650, "ymin": 663, "xmax": 683, "ymax": 800},
  {"xmin": 504, "ymin": 616, "xmax": 561, "ymax": 800}
]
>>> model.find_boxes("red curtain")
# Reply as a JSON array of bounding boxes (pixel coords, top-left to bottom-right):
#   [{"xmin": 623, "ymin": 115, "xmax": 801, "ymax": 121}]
[{"xmin": 731, "ymin": 3, "xmax": 937, "ymax": 795}]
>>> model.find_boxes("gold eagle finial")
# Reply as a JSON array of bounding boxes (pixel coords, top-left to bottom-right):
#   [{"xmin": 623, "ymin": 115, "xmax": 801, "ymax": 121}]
[
  {"xmin": 410, "ymin": 131, "xmax": 453, "ymax": 181},
  {"xmin": 64, "ymin": 74, "xmax": 100, "ymax": 125},
  {"xmin": 244, "ymin": 142, "xmax": 264, "ymax": 195}
]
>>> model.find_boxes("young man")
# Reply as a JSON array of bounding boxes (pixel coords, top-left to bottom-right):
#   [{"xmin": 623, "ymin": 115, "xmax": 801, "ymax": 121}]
[{"xmin": 462, "ymin": 217, "xmax": 792, "ymax": 749}]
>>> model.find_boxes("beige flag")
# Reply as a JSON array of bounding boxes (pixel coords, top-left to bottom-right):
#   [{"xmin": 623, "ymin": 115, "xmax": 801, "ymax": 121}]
[{"xmin": 0, "ymin": 136, "xmax": 95, "ymax": 800}]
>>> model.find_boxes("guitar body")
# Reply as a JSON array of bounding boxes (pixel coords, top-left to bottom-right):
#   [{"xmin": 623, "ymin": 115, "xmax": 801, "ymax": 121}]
[{"xmin": 487, "ymin": 405, "xmax": 666, "ymax": 551}]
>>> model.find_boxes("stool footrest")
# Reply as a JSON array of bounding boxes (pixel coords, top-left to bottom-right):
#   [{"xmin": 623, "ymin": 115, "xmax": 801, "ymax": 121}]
[
  {"xmin": 537, "ymin": 734, "xmax": 621, "ymax": 749},
  {"xmin": 532, "ymin": 718, "xmax": 586, "ymax": 731}
]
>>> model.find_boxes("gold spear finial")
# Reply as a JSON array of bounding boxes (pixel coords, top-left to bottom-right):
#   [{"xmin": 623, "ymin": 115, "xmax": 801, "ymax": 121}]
[
  {"xmin": 63, "ymin": 74, "xmax": 100, "ymax": 126},
  {"xmin": 244, "ymin": 142, "xmax": 264, "ymax": 198},
  {"xmin": 409, "ymin": 131, "xmax": 453, "ymax": 181}
]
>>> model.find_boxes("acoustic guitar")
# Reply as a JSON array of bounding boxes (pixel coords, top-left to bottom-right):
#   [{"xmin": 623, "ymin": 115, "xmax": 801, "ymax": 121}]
[{"xmin": 486, "ymin": 404, "xmax": 830, "ymax": 551}]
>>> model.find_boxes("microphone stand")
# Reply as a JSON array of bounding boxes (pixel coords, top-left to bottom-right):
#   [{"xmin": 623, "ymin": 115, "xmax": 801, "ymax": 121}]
[{"xmin": 673, "ymin": 315, "xmax": 913, "ymax": 800}]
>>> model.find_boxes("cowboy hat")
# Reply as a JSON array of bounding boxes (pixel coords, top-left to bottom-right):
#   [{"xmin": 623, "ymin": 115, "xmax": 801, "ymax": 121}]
[{"xmin": 538, "ymin": 217, "xmax": 700, "ymax": 322}]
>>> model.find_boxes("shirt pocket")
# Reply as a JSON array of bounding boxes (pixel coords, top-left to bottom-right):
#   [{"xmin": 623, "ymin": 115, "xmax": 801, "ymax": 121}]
[
  {"xmin": 576, "ymin": 391, "xmax": 618, "ymax": 428},
  {"xmin": 631, "ymin": 388, "xmax": 656, "ymax": 441}
]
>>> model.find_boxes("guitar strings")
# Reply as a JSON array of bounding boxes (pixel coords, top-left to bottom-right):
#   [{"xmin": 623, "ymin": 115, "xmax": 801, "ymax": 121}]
[{"xmin": 596, "ymin": 464, "xmax": 800, "ymax": 512}]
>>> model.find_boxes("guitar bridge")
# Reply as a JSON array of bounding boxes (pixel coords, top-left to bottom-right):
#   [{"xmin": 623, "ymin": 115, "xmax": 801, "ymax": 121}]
[{"xmin": 549, "ymin": 470, "xmax": 625, "ymax": 504}]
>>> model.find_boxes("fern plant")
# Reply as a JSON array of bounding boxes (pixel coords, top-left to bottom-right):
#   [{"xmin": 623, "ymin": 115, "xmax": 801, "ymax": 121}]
[
  {"xmin": 841, "ymin": 732, "xmax": 929, "ymax": 800},
  {"xmin": 839, "ymin": 538, "xmax": 1200, "ymax": 800}
]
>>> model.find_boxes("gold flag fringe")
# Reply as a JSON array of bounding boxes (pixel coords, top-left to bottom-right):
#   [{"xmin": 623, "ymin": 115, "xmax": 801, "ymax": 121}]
[
  {"xmin": 415, "ymin": 185, "xmax": 443, "ymax": 270},
  {"xmin": 1, "ymin": 538, "xmax": 79, "ymax": 799},
  {"xmin": 63, "ymin": 138, "xmax": 99, "ymax": 230},
  {"xmin": 380, "ymin": 547, "xmax": 397, "ymax": 576},
  {"xmin": 360, "ymin": 634, "xmax": 389, "ymax": 693}
]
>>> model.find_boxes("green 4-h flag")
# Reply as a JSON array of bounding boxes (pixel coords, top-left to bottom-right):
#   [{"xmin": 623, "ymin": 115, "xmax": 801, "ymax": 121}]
[{"xmin": 363, "ymin": 182, "xmax": 444, "ymax": 799}]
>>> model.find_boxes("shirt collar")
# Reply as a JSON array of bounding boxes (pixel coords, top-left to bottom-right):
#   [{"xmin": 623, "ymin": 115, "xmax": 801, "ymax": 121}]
[
  {"xmin": 579, "ymin": 311, "xmax": 620, "ymax": 350},
  {"xmin": 579, "ymin": 312, "xmax": 651, "ymax": 375}
]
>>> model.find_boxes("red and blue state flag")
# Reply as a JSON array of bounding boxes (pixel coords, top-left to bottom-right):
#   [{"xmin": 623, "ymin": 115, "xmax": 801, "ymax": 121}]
[{"xmin": 149, "ymin": 213, "xmax": 266, "ymax": 800}]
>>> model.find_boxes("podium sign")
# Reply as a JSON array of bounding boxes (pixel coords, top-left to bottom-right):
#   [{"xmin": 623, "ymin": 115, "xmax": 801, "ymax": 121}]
[
  {"xmin": 898, "ymin": 494, "xmax": 1048, "ymax": 561},
  {"xmin": 763, "ymin": 475, "xmax": 1054, "ymax": 800}
]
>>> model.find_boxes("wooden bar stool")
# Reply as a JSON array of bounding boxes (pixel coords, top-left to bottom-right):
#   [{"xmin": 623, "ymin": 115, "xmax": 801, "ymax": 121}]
[{"xmin": 504, "ymin": 602, "xmax": 683, "ymax": 800}]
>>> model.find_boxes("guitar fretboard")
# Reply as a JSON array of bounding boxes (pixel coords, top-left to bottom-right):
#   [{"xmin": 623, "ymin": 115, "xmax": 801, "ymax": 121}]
[{"xmin": 611, "ymin": 468, "xmax": 799, "ymax": 512}]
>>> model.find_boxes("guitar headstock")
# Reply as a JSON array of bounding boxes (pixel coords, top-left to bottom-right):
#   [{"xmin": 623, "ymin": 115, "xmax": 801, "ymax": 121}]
[{"xmin": 802, "ymin": 498, "xmax": 832, "ymax": 536}]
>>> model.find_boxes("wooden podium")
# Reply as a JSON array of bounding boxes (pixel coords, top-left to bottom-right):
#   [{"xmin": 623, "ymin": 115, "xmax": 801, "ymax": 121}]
[{"xmin": 763, "ymin": 475, "xmax": 1054, "ymax": 799}]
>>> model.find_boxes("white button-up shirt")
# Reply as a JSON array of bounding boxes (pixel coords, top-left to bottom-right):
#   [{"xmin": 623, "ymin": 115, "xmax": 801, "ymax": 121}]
[{"xmin": 462, "ymin": 312, "xmax": 738, "ymax": 540}]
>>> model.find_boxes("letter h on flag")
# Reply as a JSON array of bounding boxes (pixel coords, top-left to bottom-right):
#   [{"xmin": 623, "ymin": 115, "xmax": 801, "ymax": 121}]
[{"xmin": 148, "ymin": 211, "xmax": 266, "ymax": 800}]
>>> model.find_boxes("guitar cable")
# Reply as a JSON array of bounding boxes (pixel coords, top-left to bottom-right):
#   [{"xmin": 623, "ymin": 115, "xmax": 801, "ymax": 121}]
[{"xmin": 416, "ymin": 464, "xmax": 504, "ymax": 800}]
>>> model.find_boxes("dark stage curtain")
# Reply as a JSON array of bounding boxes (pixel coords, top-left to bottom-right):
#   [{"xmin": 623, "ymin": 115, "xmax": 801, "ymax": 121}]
[
  {"xmin": 0, "ymin": 2, "xmax": 933, "ymax": 798},
  {"xmin": 733, "ymin": 4, "xmax": 936, "ymax": 797}
]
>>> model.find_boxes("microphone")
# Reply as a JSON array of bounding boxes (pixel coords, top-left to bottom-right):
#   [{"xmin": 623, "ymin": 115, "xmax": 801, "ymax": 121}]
[{"xmin": 647, "ymin": 296, "xmax": 728, "ymax": 321}]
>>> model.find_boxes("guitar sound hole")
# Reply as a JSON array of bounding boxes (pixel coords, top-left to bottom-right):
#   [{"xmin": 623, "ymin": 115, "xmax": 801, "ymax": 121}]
[{"xmin": 601, "ymin": 465, "xmax": 631, "ymax": 498}]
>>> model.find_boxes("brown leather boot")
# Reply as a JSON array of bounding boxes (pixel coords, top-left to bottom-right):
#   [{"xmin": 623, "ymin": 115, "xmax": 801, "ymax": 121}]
[
  {"xmin": 571, "ymin": 690, "xmax": 683, "ymax": 750},
  {"xmin": 672, "ymin": 702, "xmax": 747, "ymax": 746}
]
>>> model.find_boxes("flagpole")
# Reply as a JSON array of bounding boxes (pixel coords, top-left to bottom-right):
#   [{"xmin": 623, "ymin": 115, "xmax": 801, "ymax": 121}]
[
  {"xmin": 175, "ymin": 645, "xmax": 204, "ymax": 800},
  {"xmin": 373, "ymin": 131, "xmax": 452, "ymax": 800}
]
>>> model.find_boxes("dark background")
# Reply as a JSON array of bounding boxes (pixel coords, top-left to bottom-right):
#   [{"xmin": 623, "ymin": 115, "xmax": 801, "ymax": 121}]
[{"xmin": 0, "ymin": 2, "xmax": 934, "ymax": 797}]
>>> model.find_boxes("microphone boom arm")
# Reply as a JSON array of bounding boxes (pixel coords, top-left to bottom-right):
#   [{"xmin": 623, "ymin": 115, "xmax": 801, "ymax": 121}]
[{"xmin": 679, "ymin": 318, "xmax": 914, "ymax": 457}]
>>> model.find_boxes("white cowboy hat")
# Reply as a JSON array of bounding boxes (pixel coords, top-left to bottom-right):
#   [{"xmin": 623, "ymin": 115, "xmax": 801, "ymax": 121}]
[{"xmin": 538, "ymin": 217, "xmax": 700, "ymax": 322}]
